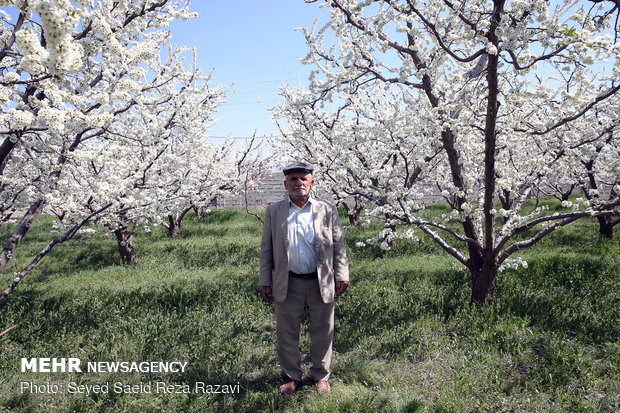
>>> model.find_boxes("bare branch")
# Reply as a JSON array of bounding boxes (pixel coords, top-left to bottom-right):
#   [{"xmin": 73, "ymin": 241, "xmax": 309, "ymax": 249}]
[
  {"xmin": 0, "ymin": 203, "xmax": 113, "ymax": 303},
  {"xmin": 516, "ymin": 83, "xmax": 620, "ymax": 135},
  {"xmin": 417, "ymin": 224, "xmax": 469, "ymax": 266}
]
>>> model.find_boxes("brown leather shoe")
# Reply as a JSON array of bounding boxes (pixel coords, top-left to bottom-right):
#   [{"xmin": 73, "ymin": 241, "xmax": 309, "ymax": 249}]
[
  {"xmin": 279, "ymin": 379, "xmax": 299, "ymax": 397},
  {"xmin": 315, "ymin": 379, "xmax": 331, "ymax": 394}
]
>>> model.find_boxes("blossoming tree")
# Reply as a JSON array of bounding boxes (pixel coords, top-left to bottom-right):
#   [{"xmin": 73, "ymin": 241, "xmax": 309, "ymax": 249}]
[
  {"xmin": 275, "ymin": 0, "xmax": 620, "ymax": 304},
  {"xmin": 0, "ymin": 1, "xmax": 264, "ymax": 301},
  {"xmin": 1, "ymin": 0, "xmax": 197, "ymax": 270},
  {"xmin": 45, "ymin": 45, "xmax": 251, "ymax": 265},
  {"xmin": 550, "ymin": 97, "xmax": 619, "ymax": 238}
]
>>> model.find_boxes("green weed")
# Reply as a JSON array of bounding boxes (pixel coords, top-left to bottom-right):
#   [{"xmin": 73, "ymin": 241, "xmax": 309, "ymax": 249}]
[{"xmin": 0, "ymin": 206, "xmax": 618, "ymax": 412}]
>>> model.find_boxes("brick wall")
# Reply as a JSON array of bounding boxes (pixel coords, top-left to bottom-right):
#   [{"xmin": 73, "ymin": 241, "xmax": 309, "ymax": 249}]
[
  {"xmin": 215, "ymin": 171, "xmax": 444, "ymax": 207},
  {"xmin": 215, "ymin": 171, "xmax": 286, "ymax": 208}
]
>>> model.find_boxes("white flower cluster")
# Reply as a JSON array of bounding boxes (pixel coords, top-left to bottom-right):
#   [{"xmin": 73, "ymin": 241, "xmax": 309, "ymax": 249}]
[
  {"xmin": 6, "ymin": 108, "xmax": 34, "ymax": 129},
  {"xmin": 14, "ymin": 26, "xmax": 48, "ymax": 73},
  {"xmin": 499, "ymin": 257, "xmax": 529, "ymax": 272},
  {"xmin": 37, "ymin": 0, "xmax": 85, "ymax": 74}
]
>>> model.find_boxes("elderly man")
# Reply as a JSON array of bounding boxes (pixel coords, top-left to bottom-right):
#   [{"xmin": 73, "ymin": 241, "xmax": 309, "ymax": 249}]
[{"xmin": 259, "ymin": 162, "xmax": 349, "ymax": 396}]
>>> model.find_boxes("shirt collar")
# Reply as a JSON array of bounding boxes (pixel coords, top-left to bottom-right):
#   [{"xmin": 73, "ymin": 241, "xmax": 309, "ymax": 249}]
[{"xmin": 288, "ymin": 195, "xmax": 313, "ymax": 210}]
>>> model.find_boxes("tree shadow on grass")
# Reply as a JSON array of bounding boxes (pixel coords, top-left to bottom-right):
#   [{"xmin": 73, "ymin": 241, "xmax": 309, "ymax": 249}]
[
  {"xmin": 337, "ymin": 251, "xmax": 618, "ymax": 359},
  {"xmin": 0, "ymin": 275, "xmax": 261, "ymax": 343},
  {"xmin": 42, "ymin": 243, "xmax": 119, "ymax": 275},
  {"xmin": 494, "ymin": 254, "xmax": 619, "ymax": 343},
  {"xmin": 334, "ymin": 267, "xmax": 470, "ymax": 354}
]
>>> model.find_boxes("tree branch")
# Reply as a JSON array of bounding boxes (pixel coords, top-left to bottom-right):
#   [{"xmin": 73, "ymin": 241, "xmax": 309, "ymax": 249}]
[{"xmin": 0, "ymin": 203, "xmax": 113, "ymax": 304}]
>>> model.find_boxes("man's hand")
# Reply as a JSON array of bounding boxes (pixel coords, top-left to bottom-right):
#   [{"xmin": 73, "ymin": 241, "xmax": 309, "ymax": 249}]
[
  {"xmin": 259, "ymin": 286, "xmax": 273, "ymax": 303},
  {"xmin": 335, "ymin": 281, "xmax": 349, "ymax": 294}
]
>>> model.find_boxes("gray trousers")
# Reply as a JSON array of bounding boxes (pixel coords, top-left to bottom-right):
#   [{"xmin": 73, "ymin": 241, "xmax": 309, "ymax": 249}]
[{"xmin": 274, "ymin": 276, "xmax": 334, "ymax": 382}]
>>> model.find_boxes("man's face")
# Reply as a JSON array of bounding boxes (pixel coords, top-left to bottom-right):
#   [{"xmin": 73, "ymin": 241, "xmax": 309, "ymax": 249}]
[{"xmin": 284, "ymin": 171, "xmax": 314, "ymax": 201}]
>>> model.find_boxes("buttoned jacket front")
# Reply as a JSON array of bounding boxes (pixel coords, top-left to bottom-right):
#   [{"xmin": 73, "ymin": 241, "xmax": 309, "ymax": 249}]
[{"xmin": 259, "ymin": 196, "xmax": 349, "ymax": 303}]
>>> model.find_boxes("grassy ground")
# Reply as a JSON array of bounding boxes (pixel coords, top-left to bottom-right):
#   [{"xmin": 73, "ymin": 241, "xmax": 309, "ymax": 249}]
[{"xmin": 0, "ymin": 205, "xmax": 618, "ymax": 412}]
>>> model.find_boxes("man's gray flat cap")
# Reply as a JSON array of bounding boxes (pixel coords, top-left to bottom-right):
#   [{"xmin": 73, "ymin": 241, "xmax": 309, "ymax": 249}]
[{"xmin": 282, "ymin": 162, "xmax": 314, "ymax": 176}]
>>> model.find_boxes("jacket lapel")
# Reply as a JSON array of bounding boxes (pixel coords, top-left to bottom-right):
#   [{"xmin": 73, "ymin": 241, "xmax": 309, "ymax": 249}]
[
  {"xmin": 278, "ymin": 198, "xmax": 290, "ymax": 254},
  {"xmin": 313, "ymin": 199, "xmax": 324, "ymax": 257}
]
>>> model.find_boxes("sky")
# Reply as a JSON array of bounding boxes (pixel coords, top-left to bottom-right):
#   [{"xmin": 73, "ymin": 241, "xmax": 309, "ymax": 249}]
[{"xmin": 167, "ymin": 1, "xmax": 332, "ymax": 140}]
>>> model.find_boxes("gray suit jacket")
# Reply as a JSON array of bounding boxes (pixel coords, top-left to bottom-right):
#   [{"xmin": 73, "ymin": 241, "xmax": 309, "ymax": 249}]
[{"xmin": 259, "ymin": 196, "xmax": 349, "ymax": 303}]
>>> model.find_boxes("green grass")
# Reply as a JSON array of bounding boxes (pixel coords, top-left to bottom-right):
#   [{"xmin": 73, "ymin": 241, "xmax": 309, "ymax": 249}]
[{"xmin": 0, "ymin": 206, "xmax": 618, "ymax": 412}]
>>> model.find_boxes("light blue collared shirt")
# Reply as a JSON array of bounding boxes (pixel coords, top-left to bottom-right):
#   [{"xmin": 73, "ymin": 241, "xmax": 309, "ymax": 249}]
[{"xmin": 287, "ymin": 196, "xmax": 316, "ymax": 274}]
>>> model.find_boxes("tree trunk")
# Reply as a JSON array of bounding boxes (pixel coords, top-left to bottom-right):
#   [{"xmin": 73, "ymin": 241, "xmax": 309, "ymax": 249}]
[
  {"xmin": 470, "ymin": 0, "xmax": 503, "ymax": 306},
  {"xmin": 193, "ymin": 206, "xmax": 204, "ymax": 219},
  {"xmin": 113, "ymin": 226, "xmax": 135, "ymax": 266},
  {"xmin": 166, "ymin": 215, "xmax": 180, "ymax": 237},
  {"xmin": 559, "ymin": 184, "xmax": 575, "ymax": 202},
  {"xmin": 165, "ymin": 205, "xmax": 194, "ymax": 237},
  {"xmin": 597, "ymin": 214, "xmax": 614, "ymax": 239},
  {"xmin": 194, "ymin": 204, "xmax": 213, "ymax": 219},
  {"xmin": 348, "ymin": 212, "xmax": 360, "ymax": 227},
  {"xmin": 499, "ymin": 189, "xmax": 513, "ymax": 224},
  {"xmin": 0, "ymin": 199, "xmax": 45, "ymax": 272},
  {"xmin": 0, "ymin": 132, "xmax": 19, "ymax": 176},
  {"xmin": 341, "ymin": 202, "xmax": 361, "ymax": 227},
  {"xmin": 470, "ymin": 259, "xmax": 498, "ymax": 306},
  {"xmin": 499, "ymin": 188, "xmax": 513, "ymax": 211}
]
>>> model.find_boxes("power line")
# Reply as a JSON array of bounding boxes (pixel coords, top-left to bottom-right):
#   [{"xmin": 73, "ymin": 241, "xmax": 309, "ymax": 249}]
[
  {"xmin": 234, "ymin": 89, "xmax": 282, "ymax": 95},
  {"xmin": 220, "ymin": 100, "xmax": 279, "ymax": 106},
  {"xmin": 207, "ymin": 135, "xmax": 270, "ymax": 139},
  {"xmin": 235, "ymin": 78, "xmax": 300, "ymax": 85}
]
